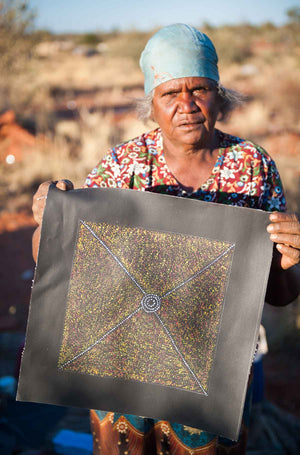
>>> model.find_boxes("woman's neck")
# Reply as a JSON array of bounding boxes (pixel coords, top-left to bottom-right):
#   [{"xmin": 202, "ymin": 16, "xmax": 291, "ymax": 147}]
[
  {"xmin": 162, "ymin": 130, "xmax": 221, "ymax": 192},
  {"xmin": 162, "ymin": 128, "xmax": 219, "ymax": 158}
]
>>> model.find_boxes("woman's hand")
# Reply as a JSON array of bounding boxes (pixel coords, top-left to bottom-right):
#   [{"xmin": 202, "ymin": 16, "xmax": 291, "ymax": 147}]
[
  {"xmin": 266, "ymin": 212, "xmax": 300, "ymax": 306},
  {"xmin": 32, "ymin": 180, "xmax": 74, "ymax": 226},
  {"xmin": 32, "ymin": 179, "xmax": 74, "ymax": 262},
  {"xmin": 267, "ymin": 212, "xmax": 300, "ymax": 270}
]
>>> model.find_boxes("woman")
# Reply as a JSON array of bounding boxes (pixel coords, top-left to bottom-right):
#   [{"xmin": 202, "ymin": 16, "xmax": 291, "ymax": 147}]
[{"xmin": 32, "ymin": 24, "xmax": 300, "ymax": 455}]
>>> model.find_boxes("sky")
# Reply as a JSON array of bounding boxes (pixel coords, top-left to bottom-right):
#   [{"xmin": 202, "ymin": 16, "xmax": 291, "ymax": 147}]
[{"xmin": 28, "ymin": 0, "xmax": 298, "ymax": 33}]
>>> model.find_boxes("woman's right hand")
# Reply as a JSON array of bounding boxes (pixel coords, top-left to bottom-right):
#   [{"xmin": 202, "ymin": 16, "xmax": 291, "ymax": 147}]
[
  {"xmin": 32, "ymin": 179, "xmax": 74, "ymax": 261},
  {"xmin": 32, "ymin": 180, "xmax": 74, "ymax": 225}
]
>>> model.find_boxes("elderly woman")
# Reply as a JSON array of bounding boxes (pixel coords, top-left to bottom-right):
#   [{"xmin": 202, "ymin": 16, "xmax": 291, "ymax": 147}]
[{"xmin": 33, "ymin": 24, "xmax": 300, "ymax": 455}]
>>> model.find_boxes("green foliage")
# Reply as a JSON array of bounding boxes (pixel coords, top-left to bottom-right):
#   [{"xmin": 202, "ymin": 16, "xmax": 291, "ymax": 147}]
[
  {"xmin": 286, "ymin": 7, "xmax": 300, "ymax": 24},
  {"xmin": 77, "ymin": 33, "xmax": 101, "ymax": 46}
]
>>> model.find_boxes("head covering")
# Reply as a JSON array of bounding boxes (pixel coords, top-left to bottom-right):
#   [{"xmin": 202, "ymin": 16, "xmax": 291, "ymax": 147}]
[{"xmin": 140, "ymin": 23, "xmax": 219, "ymax": 95}]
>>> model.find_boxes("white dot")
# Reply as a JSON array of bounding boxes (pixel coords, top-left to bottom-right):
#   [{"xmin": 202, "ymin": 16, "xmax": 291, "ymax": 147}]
[
  {"xmin": 141, "ymin": 294, "xmax": 161, "ymax": 313},
  {"xmin": 6, "ymin": 154, "xmax": 15, "ymax": 164},
  {"xmin": 67, "ymin": 100, "xmax": 77, "ymax": 110}
]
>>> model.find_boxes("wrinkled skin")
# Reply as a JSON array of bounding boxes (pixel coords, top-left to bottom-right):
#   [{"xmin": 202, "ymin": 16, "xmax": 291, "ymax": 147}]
[
  {"xmin": 152, "ymin": 77, "xmax": 220, "ymax": 151},
  {"xmin": 267, "ymin": 212, "xmax": 300, "ymax": 270},
  {"xmin": 151, "ymin": 77, "xmax": 221, "ymax": 192}
]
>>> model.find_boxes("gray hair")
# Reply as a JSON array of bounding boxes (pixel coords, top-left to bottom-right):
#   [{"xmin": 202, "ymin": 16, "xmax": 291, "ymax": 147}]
[
  {"xmin": 135, "ymin": 83, "xmax": 246, "ymax": 123},
  {"xmin": 135, "ymin": 91, "xmax": 155, "ymax": 124},
  {"xmin": 216, "ymin": 84, "xmax": 246, "ymax": 121}
]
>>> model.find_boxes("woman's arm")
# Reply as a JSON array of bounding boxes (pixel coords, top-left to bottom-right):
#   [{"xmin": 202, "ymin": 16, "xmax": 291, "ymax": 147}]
[
  {"xmin": 32, "ymin": 180, "xmax": 74, "ymax": 263},
  {"xmin": 266, "ymin": 212, "xmax": 300, "ymax": 306}
]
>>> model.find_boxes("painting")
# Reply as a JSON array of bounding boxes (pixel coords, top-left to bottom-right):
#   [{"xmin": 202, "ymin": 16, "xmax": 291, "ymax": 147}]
[
  {"xmin": 17, "ymin": 186, "xmax": 273, "ymax": 440},
  {"xmin": 59, "ymin": 220, "xmax": 235, "ymax": 395}
]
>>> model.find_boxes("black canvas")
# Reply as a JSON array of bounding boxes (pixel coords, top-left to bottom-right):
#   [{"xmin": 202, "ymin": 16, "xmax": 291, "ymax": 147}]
[{"xmin": 17, "ymin": 186, "xmax": 273, "ymax": 440}]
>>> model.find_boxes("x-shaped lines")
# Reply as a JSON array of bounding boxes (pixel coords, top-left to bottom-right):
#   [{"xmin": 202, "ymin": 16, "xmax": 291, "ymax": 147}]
[{"xmin": 60, "ymin": 220, "xmax": 234, "ymax": 395}]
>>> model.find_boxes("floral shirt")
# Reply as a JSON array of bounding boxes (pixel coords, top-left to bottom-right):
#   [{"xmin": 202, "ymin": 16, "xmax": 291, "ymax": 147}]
[{"xmin": 84, "ymin": 128, "xmax": 286, "ymax": 212}]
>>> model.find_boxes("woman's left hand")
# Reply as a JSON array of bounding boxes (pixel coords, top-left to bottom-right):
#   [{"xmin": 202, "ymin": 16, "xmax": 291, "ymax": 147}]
[{"xmin": 267, "ymin": 212, "xmax": 300, "ymax": 270}]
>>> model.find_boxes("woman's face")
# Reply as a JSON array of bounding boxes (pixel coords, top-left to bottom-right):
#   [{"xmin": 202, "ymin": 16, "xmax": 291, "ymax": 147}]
[{"xmin": 152, "ymin": 77, "xmax": 220, "ymax": 149}]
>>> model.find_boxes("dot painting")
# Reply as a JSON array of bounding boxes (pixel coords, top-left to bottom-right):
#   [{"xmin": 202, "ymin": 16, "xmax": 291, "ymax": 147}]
[{"xmin": 58, "ymin": 220, "xmax": 235, "ymax": 395}]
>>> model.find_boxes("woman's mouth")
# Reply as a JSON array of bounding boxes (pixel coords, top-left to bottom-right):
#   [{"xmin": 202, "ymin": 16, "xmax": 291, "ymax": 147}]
[
  {"xmin": 177, "ymin": 120, "xmax": 204, "ymax": 129},
  {"xmin": 177, "ymin": 118, "xmax": 205, "ymax": 127}
]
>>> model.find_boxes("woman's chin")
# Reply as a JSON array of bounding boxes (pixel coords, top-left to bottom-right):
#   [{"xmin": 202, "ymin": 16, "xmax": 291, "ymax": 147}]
[{"xmin": 175, "ymin": 125, "xmax": 212, "ymax": 147}]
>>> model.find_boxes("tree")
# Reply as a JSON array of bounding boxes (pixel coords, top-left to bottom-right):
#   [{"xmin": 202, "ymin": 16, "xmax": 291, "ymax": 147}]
[
  {"xmin": 0, "ymin": 0, "xmax": 35, "ymax": 111},
  {"xmin": 286, "ymin": 7, "xmax": 300, "ymax": 24}
]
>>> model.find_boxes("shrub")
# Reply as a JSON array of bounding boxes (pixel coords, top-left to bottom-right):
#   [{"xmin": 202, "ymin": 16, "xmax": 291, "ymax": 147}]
[{"xmin": 0, "ymin": 0, "xmax": 35, "ymax": 112}]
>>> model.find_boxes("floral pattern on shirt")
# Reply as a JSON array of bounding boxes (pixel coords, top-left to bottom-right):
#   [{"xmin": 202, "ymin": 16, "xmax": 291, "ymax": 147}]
[{"xmin": 84, "ymin": 128, "xmax": 286, "ymax": 212}]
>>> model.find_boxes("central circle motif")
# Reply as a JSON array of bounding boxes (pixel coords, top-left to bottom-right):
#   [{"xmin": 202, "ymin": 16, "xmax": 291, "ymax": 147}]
[{"xmin": 141, "ymin": 294, "xmax": 161, "ymax": 313}]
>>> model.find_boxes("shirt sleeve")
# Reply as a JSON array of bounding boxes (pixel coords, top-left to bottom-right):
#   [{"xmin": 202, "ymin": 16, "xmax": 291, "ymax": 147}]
[
  {"xmin": 83, "ymin": 148, "xmax": 128, "ymax": 189},
  {"xmin": 260, "ymin": 152, "xmax": 286, "ymax": 212}
]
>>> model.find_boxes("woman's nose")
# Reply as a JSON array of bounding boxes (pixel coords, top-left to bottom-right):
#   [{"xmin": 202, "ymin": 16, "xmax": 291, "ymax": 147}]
[{"xmin": 177, "ymin": 93, "xmax": 199, "ymax": 113}]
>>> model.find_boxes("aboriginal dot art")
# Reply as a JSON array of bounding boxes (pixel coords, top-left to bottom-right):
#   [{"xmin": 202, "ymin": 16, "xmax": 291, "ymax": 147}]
[{"xmin": 58, "ymin": 221, "xmax": 235, "ymax": 395}]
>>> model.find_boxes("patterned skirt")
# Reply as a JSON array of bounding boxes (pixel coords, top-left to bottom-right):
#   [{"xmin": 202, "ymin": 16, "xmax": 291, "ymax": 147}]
[
  {"xmin": 90, "ymin": 368, "xmax": 253, "ymax": 455},
  {"xmin": 90, "ymin": 402, "xmax": 250, "ymax": 455}
]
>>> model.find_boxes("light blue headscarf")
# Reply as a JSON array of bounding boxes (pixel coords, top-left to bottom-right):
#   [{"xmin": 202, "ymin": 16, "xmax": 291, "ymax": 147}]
[{"xmin": 140, "ymin": 24, "xmax": 219, "ymax": 95}]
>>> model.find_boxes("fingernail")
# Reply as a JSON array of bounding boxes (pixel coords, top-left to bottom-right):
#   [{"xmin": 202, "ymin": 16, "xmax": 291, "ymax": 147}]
[
  {"xmin": 267, "ymin": 225, "xmax": 274, "ymax": 232},
  {"xmin": 269, "ymin": 213, "xmax": 277, "ymax": 221},
  {"xmin": 270, "ymin": 234, "xmax": 277, "ymax": 240}
]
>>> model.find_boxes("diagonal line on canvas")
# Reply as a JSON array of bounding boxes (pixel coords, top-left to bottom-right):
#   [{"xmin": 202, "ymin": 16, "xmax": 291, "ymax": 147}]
[
  {"xmin": 80, "ymin": 220, "xmax": 146, "ymax": 295},
  {"xmin": 154, "ymin": 312, "xmax": 208, "ymax": 395},
  {"xmin": 64, "ymin": 223, "xmax": 234, "ymax": 392},
  {"xmin": 162, "ymin": 244, "xmax": 235, "ymax": 298},
  {"xmin": 60, "ymin": 307, "xmax": 142, "ymax": 369}
]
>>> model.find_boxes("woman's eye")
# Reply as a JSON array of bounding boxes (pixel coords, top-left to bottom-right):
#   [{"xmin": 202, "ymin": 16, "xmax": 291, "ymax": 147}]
[
  {"xmin": 193, "ymin": 88, "xmax": 209, "ymax": 95},
  {"xmin": 163, "ymin": 91, "xmax": 177, "ymax": 97}
]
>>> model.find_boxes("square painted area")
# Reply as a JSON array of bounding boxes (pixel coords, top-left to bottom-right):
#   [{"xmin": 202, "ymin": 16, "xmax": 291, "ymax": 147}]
[{"xmin": 58, "ymin": 220, "xmax": 235, "ymax": 396}]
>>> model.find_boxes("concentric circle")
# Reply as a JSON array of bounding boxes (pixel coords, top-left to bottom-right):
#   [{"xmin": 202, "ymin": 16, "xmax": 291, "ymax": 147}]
[{"xmin": 141, "ymin": 294, "xmax": 161, "ymax": 313}]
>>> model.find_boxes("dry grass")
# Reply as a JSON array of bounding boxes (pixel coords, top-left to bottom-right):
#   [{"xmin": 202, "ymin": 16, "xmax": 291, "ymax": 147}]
[{"xmin": 33, "ymin": 54, "xmax": 143, "ymax": 91}]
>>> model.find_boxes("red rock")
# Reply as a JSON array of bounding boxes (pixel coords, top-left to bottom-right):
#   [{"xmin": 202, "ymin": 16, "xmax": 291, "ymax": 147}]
[{"xmin": 0, "ymin": 110, "xmax": 36, "ymax": 163}]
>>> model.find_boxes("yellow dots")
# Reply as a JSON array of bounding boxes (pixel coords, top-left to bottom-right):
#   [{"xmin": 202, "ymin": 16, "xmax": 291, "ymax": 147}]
[{"xmin": 60, "ymin": 220, "xmax": 234, "ymax": 393}]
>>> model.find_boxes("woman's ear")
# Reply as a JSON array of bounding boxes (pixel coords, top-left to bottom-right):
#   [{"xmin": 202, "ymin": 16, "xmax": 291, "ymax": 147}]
[
  {"xmin": 216, "ymin": 108, "xmax": 223, "ymax": 122},
  {"xmin": 150, "ymin": 106, "xmax": 155, "ymax": 122},
  {"xmin": 215, "ymin": 91, "xmax": 223, "ymax": 122},
  {"xmin": 149, "ymin": 94, "xmax": 155, "ymax": 122}
]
